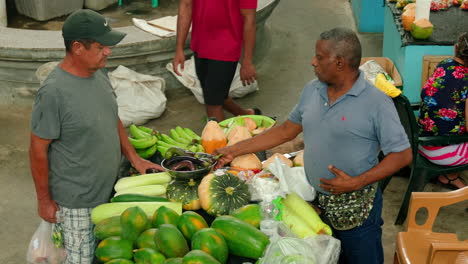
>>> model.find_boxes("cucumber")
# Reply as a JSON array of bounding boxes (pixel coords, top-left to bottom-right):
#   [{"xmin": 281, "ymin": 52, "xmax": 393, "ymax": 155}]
[{"xmin": 111, "ymin": 194, "xmax": 170, "ymax": 203}]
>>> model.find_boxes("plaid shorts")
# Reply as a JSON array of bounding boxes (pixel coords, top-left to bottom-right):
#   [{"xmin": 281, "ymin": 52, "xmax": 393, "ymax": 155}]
[{"xmin": 57, "ymin": 206, "xmax": 96, "ymax": 264}]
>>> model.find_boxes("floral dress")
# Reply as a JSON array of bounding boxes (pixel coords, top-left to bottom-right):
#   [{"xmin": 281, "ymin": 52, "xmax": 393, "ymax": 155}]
[{"xmin": 418, "ymin": 59, "xmax": 468, "ymax": 166}]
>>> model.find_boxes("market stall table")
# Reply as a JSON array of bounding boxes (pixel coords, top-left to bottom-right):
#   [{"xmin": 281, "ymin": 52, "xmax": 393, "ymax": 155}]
[{"xmin": 383, "ymin": 2, "xmax": 468, "ymax": 103}]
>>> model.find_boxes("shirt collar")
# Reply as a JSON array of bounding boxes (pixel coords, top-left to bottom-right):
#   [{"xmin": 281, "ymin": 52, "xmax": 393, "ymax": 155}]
[{"xmin": 318, "ymin": 70, "xmax": 368, "ymax": 101}]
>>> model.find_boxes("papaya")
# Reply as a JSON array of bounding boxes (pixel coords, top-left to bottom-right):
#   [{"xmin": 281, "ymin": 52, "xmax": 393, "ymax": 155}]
[
  {"xmin": 95, "ymin": 237, "xmax": 133, "ymax": 263},
  {"xmin": 163, "ymin": 258, "xmax": 183, "ymax": 264},
  {"xmin": 94, "ymin": 216, "xmax": 122, "ymax": 240},
  {"xmin": 134, "ymin": 248, "xmax": 166, "ymax": 264},
  {"xmin": 154, "ymin": 224, "xmax": 189, "ymax": 258},
  {"xmin": 211, "ymin": 216, "xmax": 269, "ymax": 259},
  {"xmin": 191, "ymin": 228, "xmax": 228, "ymax": 264},
  {"xmin": 182, "ymin": 250, "xmax": 221, "ymax": 264},
  {"xmin": 121, "ymin": 206, "xmax": 148, "ymax": 243},
  {"xmin": 136, "ymin": 228, "xmax": 158, "ymax": 250},
  {"xmin": 105, "ymin": 259, "xmax": 135, "ymax": 264},
  {"xmin": 152, "ymin": 206, "xmax": 180, "ymax": 228},
  {"xmin": 176, "ymin": 211, "xmax": 209, "ymax": 241},
  {"xmin": 230, "ymin": 204, "xmax": 262, "ymax": 229}
]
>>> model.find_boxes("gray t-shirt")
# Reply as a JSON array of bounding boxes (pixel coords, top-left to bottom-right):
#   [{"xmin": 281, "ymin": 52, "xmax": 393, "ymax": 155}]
[
  {"xmin": 289, "ymin": 71, "xmax": 410, "ymax": 194},
  {"xmin": 31, "ymin": 66, "xmax": 121, "ymax": 208}
]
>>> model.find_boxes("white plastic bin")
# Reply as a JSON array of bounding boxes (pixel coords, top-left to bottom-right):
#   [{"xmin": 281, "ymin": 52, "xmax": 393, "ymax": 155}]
[{"xmin": 15, "ymin": 0, "xmax": 84, "ymax": 21}]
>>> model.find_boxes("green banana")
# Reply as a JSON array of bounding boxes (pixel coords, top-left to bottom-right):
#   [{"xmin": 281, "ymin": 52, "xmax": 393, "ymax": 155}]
[
  {"xmin": 156, "ymin": 140, "xmax": 175, "ymax": 149},
  {"xmin": 176, "ymin": 126, "xmax": 197, "ymax": 143},
  {"xmin": 188, "ymin": 144, "xmax": 199, "ymax": 152},
  {"xmin": 137, "ymin": 125, "xmax": 154, "ymax": 135},
  {"xmin": 128, "ymin": 135, "xmax": 157, "ymax": 149},
  {"xmin": 156, "ymin": 145, "xmax": 169, "ymax": 157},
  {"xmin": 169, "ymin": 128, "xmax": 191, "ymax": 144},
  {"xmin": 136, "ymin": 144, "xmax": 157, "ymax": 159},
  {"xmin": 160, "ymin": 133, "xmax": 187, "ymax": 148},
  {"xmin": 129, "ymin": 124, "xmax": 151, "ymax": 139},
  {"xmin": 196, "ymin": 144, "xmax": 205, "ymax": 153},
  {"xmin": 183, "ymin": 127, "xmax": 202, "ymax": 141}
]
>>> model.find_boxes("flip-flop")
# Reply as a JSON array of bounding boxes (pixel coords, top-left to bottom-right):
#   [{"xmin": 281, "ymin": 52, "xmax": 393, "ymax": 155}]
[{"xmin": 438, "ymin": 174, "xmax": 467, "ymax": 190}]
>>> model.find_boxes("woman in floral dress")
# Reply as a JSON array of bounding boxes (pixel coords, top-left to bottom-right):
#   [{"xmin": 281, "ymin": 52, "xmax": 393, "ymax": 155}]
[{"xmin": 418, "ymin": 32, "xmax": 468, "ymax": 189}]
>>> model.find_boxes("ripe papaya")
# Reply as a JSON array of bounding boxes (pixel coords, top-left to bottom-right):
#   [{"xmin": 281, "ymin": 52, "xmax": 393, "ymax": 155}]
[
  {"xmin": 135, "ymin": 228, "xmax": 158, "ymax": 250},
  {"xmin": 176, "ymin": 211, "xmax": 208, "ymax": 241},
  {"xmin": 152, "ymin": 206, "xmax": 180, "ymax": 228},
  {"xmin": 191, "ymin": 228, "xmax": 228, "ymax": 264},
  {"xmin": 94, "ymin": 216, "xmax": 122, "ymax": 240},
  {"xmin": 133, "ymin": 248, "xmax": 166, "ymax": 264},
  {"xmin": 154, "ymin": 224, "xmax": 189, "ymax": 258},
  {"xmin": 95, "ymin": 237, "xmax": 133, "ymax": 263},
  {"xmin": 121, "ymin": 206, "xmax": 148, "ymax": 243},
  {"xmin": 211, "ymin": 216, "xmax": 269, "ymax": 259},
  {"xmin": 230, "ymin": 204, "xmax": 262, "ymax": 229},
  {"xmin": 182, "ymin": 250, "xmax": 221, "ymax": 264}
]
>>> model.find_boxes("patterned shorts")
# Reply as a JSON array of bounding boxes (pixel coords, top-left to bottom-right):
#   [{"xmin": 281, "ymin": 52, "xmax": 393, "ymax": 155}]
[{"xmin": 57, "ymin": 206, "xmax": 96, "ymax": 264}]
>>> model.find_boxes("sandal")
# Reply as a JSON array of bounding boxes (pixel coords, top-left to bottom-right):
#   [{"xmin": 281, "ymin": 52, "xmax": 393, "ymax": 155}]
[
  {"xmin": 438, "ymin": 174, "xmax": 467, "ymax": 190},
  {"xmin": 253, "ymin": 107, "xmax": 262, "ymax": 115}
]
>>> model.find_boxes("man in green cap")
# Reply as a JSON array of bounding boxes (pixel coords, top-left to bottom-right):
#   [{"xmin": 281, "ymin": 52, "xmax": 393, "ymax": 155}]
[{"xmin": 29, "ymin": 9, "xmax": 164, "ymax": 263}]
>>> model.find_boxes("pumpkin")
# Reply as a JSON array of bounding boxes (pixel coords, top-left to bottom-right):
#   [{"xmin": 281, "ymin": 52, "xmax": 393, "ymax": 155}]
[
  {"xmin": 201, "ymin": 121, "xmax": 227, "ymax": 154},
  {"xmin": 230, "ymin": 153, "xmax": 262, "ymax": 171},
  {"xmin": 293, "ymin": 150, "xmax": 304, "ymax": 166},
  {"xmin": 262, "ymin": 153, "xmax": 293, "ymax": 169},
  {"xmin": 198, "ymin": 172, "xmax": 251, "ymax": 216},
  {"xmin": 401, "ymin": 8, "xmax": 415, "ymax": 31},
  {"xmin": 166, "ymin": 179, "xmax": 201, "ymax": 210},
  {"xmin": 227, "ymin": 125, "xmax": 252, "ymax": 146}
]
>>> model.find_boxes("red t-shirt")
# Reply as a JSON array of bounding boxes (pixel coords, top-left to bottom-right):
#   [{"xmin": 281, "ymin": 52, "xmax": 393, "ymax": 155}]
[{"xmin": 190, "ymin": 0, "xmax": 257, "ymax": 62}]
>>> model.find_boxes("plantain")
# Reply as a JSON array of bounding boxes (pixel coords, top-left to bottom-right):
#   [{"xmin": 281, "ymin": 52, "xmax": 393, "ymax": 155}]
[
  {"xmin": 128, "ymin": 135, "xmax": 157, "ymax": 149},
  {"xmin": 136, "ymin": 144, "xmax": 157, "ymax": 159},
  {"xmin": 129, "ymin": 124, "xmax": 151, "ymax": 139},
  {"xmin": 156, "ymin": 145, "xmax": 169, "ymax": 157},
  {"xmin": 137, "ymin": 125, "xmax": 155, "ymax": 135},
  {"xmin": 176, "ymin": 126, "xmax": 197, "ymax": 143},
  {"xmin": 169, "ymin": 128, "xmax": 191, "ymax": 144},
  {"xmin": 160, "ymin": 133, "xmax": 187, "ymax": 148},
  {"xmin": 183, "ymin": 127, "xmax": 202, "ymax": 141}
]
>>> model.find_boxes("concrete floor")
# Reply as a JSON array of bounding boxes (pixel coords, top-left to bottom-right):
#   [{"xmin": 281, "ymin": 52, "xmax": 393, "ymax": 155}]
[{"xmin": 0, "ymin": 0, "xmax": 467, "ymax": 263}]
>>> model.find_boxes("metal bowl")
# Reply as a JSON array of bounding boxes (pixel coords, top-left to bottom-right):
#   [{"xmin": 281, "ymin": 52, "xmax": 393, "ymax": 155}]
[{"xmin": 161, "ymin": 154, "xmax": 216, "ymax": 180}]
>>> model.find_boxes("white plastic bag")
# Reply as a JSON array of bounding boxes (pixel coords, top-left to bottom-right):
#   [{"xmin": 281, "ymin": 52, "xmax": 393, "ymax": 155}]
[
  {"xmin": 267, "ymin": 157, "xmax": 316, "ymax": 201},
  {"xmin": 305, "ymin": 235, "xmax": 341, "ymax": 264},
  {"xmin": 26, "ymin": 220, "xmax": 67, "ymax": 264},
  {"xmin": 108, "ymin": 66, "xmax": 167, "ymax": 127},
  {"xmin": 166, "ymin": 56, "xmax": 259, "ymax": 104}
]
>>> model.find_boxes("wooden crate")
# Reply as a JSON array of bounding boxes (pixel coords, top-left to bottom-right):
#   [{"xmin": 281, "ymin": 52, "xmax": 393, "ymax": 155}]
[{"xmin": 420, "ymin": 55, "xmax": 451, "ymax": 88}]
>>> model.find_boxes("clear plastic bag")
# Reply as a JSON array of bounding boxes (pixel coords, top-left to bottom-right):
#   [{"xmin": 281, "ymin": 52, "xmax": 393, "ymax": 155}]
[
  {"xmin": 259, "ymin": 235, "xmax": 340, "ymax": 264},
  {"xmin": 26, "ymin": 220, "xmax": 67, "ymax": 264}
]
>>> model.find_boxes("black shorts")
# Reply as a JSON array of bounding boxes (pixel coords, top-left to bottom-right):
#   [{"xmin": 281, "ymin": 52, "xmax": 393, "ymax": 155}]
[{"xmin": 194, "ymin": 53, "xmax": 238, "ymax": 105}]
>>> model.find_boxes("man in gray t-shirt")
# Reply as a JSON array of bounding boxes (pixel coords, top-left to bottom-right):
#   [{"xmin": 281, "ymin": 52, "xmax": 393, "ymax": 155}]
[
  {"xmin": 29, "ymin": 10, "xmax": 163, "ymax": 264},
  {"xmin": 213, "ymin": 28, "xmax": 412, "ymax": 264}
]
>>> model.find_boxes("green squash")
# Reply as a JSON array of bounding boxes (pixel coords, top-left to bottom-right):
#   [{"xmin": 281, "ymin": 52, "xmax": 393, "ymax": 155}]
[{"xmin": 198, "ymin": 172, "xmax": 251, "ymax": 216}]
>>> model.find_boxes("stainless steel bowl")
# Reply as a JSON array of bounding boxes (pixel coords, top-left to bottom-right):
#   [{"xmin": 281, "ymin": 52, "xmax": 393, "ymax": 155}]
[{"xmin": 161, "ymin": 154, "xmax": 216, "ymax": 180}]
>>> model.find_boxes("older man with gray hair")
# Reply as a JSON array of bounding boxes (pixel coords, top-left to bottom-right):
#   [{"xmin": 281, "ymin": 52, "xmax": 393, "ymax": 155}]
[{"xmin": 214, "ymin": 27, "xmax": 412, "ymax": 263}]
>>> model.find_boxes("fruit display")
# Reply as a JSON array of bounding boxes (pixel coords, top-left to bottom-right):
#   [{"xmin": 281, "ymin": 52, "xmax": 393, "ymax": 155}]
[
  {"xmin": 166, "ymin": 179, "xmax": 202, "ymax": 211},
  {"xmin": 201, "ymin": 121, "xmax": 227, "ymax": 154},
  {"xmin": 262, "ymin": 153, "xmax": 293, "ymax": 169},
  {"xmin": 219, "ymin": 115, "xmax": 276, "ymax": 137},
  {"xmin": 230, "ymin": 204, "xmax": 262, "ymax": 229},
  {"xmin": 177, "ymin": 211, "xmax": 209, "ymax": 240}
]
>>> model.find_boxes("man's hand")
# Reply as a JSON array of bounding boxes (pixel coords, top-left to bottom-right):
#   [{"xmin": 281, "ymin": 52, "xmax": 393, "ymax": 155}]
[
  {"xmin": 132, "ymin": 157, "xmax": 165, "ymax": 175},
  {"xmin": 38, "ymin": 198, "xmax": 59, "ymax": 223},
  {"xmin": 172, "ymin": 50, "xmax": 186, "ymax": 76},
  {"xmin": 240, "ymin": 61, "xmax": 256, "ymax": 86},
  {"xmin": 213, "ymin": 147, "xmax": 235, "ymax": 169},
  {"xmin": 319, "ymin": 165, "xmax": 363, "ymax": 194}
]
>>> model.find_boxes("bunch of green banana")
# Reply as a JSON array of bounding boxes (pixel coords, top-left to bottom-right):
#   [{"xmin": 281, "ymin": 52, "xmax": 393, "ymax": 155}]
[
  {"xmin": 156, "ymin": 126, "xmax": 205, "ymax": 157},
  {"xmin": 128, "ymin": 124, "xmax": 159, "ymax": 159}
]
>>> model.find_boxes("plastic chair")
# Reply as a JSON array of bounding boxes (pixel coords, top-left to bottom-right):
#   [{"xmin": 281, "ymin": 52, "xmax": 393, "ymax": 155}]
[
  {"xmin": 393, "ymin": 187, "xmax": 468, "ymax": 264},
  {"xmin": 118, "ymin": 0, "xmax": 159, "ymax": 8},
  {"xmin": 389, "ymin": 94, "xmax": 468, "ymax": 225}
]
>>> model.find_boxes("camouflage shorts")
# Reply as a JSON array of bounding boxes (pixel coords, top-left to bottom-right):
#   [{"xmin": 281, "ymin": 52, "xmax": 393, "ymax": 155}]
[{"xmin": 57, "ymin": 206, "xmax": 96, "ymax": 264}]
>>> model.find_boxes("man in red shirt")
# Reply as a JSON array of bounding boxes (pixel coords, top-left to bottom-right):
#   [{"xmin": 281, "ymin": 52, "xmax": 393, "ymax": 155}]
[{"xmin": 173, "ymin": 0, "xmax": 260, "ymax": 121}]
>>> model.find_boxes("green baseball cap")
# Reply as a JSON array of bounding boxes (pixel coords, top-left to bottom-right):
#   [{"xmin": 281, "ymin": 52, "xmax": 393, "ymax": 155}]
[{"xmin": 62, "ymin": 9, "xmax": 126, "ymax": 46}]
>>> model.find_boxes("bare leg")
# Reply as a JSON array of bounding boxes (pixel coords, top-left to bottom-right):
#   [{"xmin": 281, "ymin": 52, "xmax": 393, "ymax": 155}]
[
  {"xmin": 205, "ymin": 104, "xmax": 225, "ymax": 121},
  {"xmin": 438, "ymin": 173, "xmax": 467, "ymax": 189},
  {"xmin": 222, "ymin": 97, "xmax": 255, "ymax": 116}
]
